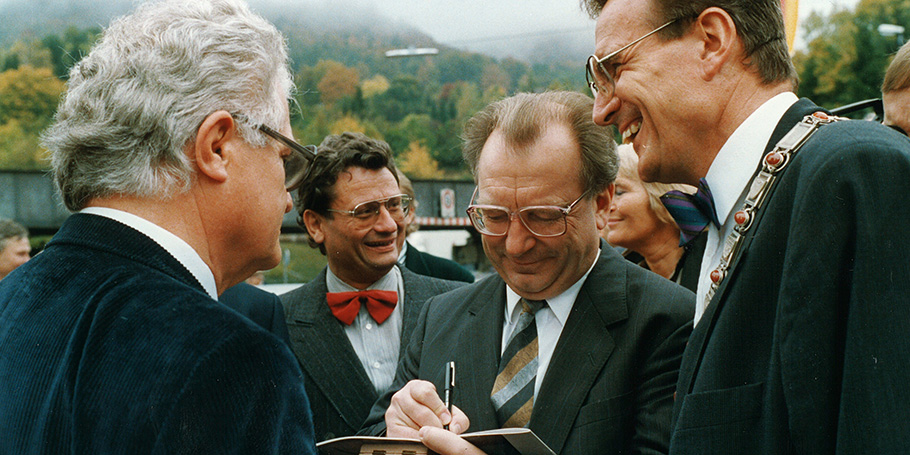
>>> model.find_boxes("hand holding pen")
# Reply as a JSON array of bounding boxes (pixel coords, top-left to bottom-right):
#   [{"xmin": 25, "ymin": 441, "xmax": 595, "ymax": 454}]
[{"xmin": 384, "ymin": 371, "xmax": 470, "ymax": 438}]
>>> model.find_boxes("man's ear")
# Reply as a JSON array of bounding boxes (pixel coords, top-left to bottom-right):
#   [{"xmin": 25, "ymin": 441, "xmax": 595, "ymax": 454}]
[
  {"xmin": 193, "ymin": 110, "xmax": 236, "ymax": 185},
  {"xmin": 594, "ymin": 182, "xmax": 615, "ymax": 231},
  {"xmin": 302, "ymin": 209, "xmax": 326, "ymax": 245},
  {"xmin": 694, "ymin": 7, "xmax": 738, "ymax": 81}
]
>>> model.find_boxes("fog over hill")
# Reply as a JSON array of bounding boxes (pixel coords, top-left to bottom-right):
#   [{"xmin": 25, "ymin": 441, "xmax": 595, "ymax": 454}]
[{"xmin": 0, "ymin": 0, "xmax": 591, "ymax": 64}]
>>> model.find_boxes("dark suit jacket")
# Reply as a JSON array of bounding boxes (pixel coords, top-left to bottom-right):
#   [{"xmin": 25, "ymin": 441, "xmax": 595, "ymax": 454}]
[
  {"xmin": 0, "ymin": 213, "xmax": 316, "ymax": 454},
  {"xmin": 221, "ymin": 282, "xmax": 292, "ymax": 346},
  {"xmin": 280, "ymin": 266, "xmax": 464, "ymax": 441},
  {"xmin": 676, "ymin": 232, "xmax": 706, "ymax": 293},
  {"xmin": 621, "ymin": 233, "xmax": 705, "ymax": 293},
  {"xmin": 670, "ymin": 99, "xmax": 910, "ymax": 454},
  {"xmin": 363, "ymin": 244, "xmax": 694, "ymax": 454},
  {"xmin": 403, "ymin": 241, "xmax": 475, "ymax": 283}
]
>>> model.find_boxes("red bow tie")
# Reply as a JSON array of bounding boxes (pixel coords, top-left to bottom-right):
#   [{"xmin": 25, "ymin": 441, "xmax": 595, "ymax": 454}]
[{"xmin": 326, "ymin": 290, "xmax": 398, "ymax": 325}]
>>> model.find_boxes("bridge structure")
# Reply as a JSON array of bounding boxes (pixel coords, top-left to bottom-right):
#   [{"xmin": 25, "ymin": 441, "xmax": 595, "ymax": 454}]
[{"xmin": 1, "ymin": 170, "xmax": 479, "ymax": 235}]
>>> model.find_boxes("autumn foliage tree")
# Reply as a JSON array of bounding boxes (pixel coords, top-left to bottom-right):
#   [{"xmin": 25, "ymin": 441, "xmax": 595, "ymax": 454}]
[
  {"xmin": 398, "ymin": 141, "xmax": 442, "ymax": 179},
  {"xmin": 794, "ymin": 0, "xmax": 910, "ymax": 110},
  {"xmin": 0, "ymin": 65, "xmax": 64, "ymax": 169}
]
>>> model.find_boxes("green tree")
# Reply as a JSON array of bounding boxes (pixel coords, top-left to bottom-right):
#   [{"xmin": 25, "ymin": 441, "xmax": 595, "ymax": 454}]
[
  {"xmin": 794, "ymin": 0, "xmax": 910, "ymax": 110},
  {"xmin": 0, "ymin": 65, "xmax": 65, "ymax": 132},
  {"xmin": 369, "ymin": 76, "xmax": 429, "ymax": 123},
  {"xmin": 41, "ymin": 26, "xmax": 101, "ymax": 79},
  {"xmin": 0, "ymin": 120, "xmax": 46, "ymax": 169},
  {"xmin": 3, "ymin": 39, "xmax": 52, "ymax": 70}
]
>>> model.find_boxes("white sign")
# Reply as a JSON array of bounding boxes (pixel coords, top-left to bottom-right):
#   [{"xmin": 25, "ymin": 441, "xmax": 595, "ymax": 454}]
[{"xmin": 440, "ymin": 188, "xmax": 456, "ymax": 218}]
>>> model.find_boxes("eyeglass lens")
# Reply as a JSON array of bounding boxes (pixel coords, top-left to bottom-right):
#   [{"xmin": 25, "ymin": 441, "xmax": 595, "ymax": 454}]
[
  {"xmin": 341, "ymin": 195, "xmax": 412, "ymax": 226},
  {"xmin": 469, "ymin": 206, "xmax": 567, "ymax": 237},
  {"xmin": 258, "ymin": 124, "xmax": 316, "ymax": 191},
  {"xmin": 283, "ymin": 151, "xmax": 312, "ymax": 191},
  {"xmin": 586, "ymin": 56, "xmax": 613, "ymax": 98}
]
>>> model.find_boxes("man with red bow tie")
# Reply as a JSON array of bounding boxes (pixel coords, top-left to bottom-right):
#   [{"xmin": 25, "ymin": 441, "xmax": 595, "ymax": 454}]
[{"xmin": 280, "ymin": 132, "xmax": 464, "ymax": 442}]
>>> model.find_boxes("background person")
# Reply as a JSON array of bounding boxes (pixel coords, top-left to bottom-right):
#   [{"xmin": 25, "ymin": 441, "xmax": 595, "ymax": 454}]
[
  {"xmin": 362, "ymin": 91, "xmax": 694, "ymax": 454},
  {"xmin": 0, "ymin": 218, "xmax": 30, "ymax": 280},
  {"xmin": 0, "ymin": 0, "xmax": 318, "ymax": 452},
  {"xmin": 281, "ymin": 132, "xmax": 464, "ymax": 441},
  {"xmin": 606, "ymin": 144, "xmax": 703, "ymax": 291},
  {"xmin": 584, "ymin": 0, "xmax": 910, "ymax": 452},
  {"xmin": 396, "ymin": 170, "xmax": 475, "ymax": 283},
  {"xmin": 882, "ymin": 40, "xmax": 910, "ymax": 135}
]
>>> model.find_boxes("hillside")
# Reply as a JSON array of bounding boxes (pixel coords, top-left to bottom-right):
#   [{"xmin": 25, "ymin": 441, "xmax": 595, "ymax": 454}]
[{"xmin": 0, "ymin": 0, "xmax": 586, "ymax": 174}]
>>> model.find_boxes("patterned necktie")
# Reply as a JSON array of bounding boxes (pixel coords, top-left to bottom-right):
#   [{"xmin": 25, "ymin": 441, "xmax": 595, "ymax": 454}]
[
  {"xmin": 491, "ymin": 298, "xmax": 545, "ymax": 428},
  {"xmin": 660, "ymin": 178, "xmax": 720, "ymax": 246},
  {"xmin": 325, "ymin": 290, "xmax": 398, "ymax": 325}
]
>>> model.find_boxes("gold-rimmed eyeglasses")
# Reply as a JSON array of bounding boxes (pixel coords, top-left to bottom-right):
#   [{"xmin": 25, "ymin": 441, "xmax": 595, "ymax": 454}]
[
  {"xmin": 466, "ymin": 187, "xmax": 589, "ymax": 237},
  {"xmin": 327, "ymin": 194, "xmax": 413, "ymax": 227},
  {"xmin": 585, "ymin": 19, "xmax": 678, "ymax": 100}
]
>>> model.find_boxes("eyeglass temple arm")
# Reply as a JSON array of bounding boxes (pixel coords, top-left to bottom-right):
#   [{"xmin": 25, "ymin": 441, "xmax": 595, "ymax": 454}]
[{"xmin": 258, "ymin": 124, "xmax": 317, "ymax": 162}]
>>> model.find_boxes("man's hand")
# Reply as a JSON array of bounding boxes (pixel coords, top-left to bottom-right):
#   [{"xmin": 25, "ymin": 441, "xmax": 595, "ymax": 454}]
[
  {"xmin": 385, "ymin": 379, "xmax": 470, "ymax": 438},
  {"xmin": 419, "ymin": 427, "xmax": 486, "ymax": 455}
]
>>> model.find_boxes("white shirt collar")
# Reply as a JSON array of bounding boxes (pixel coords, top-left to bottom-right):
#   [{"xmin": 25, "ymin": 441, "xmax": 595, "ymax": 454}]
[
  {"xmin": 326, "ymin": 264, "xmax": 402, "ymax": 294},
  {"xmin": 504, "ymin": 248, "xmax": 600, "ymax": 326},
  {"xmin": 397, "ymin": 241, "xmax": 408, "ymax": 265},
  {"xmin": 80, "ymin": 207, "xmax": 218, "ymax": 300},
  {"xmin": 705, "ymin": 92, "xmax": 799, "ymax": 225}
]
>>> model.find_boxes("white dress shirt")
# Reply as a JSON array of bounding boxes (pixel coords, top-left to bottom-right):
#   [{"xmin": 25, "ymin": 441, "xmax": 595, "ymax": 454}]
[
  {"xmin": 80, "ymin": 207, "xmax": 218, "ymax": 300},
  {"xmin": 695, "ymin": 92, "xmax": 799, "ymax": 325},
  {"xmin": 397, "ymin": 240, "xmax": 408, "ymax": 265},
  {"xmin": 502, "ymin": 250, "xmax": 599, "ymax": 399},
  {"xmin": 326, "ymin": 265, "xmax": 404, "ymax": 394}
]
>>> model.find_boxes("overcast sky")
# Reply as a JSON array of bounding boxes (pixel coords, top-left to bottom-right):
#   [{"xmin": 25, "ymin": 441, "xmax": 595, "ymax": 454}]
[{"xmin": 332, "ymin": 0, "xmax": 861, "ymax": 57}]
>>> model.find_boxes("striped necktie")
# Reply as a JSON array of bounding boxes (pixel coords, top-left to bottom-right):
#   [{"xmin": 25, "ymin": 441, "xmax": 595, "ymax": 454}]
[
  {"xmin": 660, "ymin": 177, "xmax": 720, "ymax": 246},
  {"xmin": 491, "ymin": 298, "xmax": 545, "ymax": 428}
]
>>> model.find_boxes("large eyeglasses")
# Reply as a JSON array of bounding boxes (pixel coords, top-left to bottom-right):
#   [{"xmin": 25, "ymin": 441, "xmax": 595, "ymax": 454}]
[
  {"xmin": 466, "ymin": 188, "xmax": 589, "ymax": 237},
  {"xmin": 256, "ymin": 124, "xmax": 317, "ymax": 192},
  {"xmin": 585, "ymin": 18, "xmax": 678, "ymax": 100},
  {"xmin": 327, "ymin": 194, "xmax": 413, "ymax": 226}
]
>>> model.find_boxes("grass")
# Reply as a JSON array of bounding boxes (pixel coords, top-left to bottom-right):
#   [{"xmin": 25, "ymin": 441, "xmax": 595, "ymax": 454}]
[{"xmin": 263, "ymin": 236, "xmax": 327, "ymax": 285}]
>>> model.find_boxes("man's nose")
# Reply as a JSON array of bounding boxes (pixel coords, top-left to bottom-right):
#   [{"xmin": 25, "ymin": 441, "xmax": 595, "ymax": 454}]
[
  {"xmin": 284, "ymin": 191, "xmax": 293, "ymax": 214},
  {"xmin": 373, "ymin": 205, "xmax": 399, "ymax": 232},
  {"xmin": 592, "ymin": 92, "xmax": 621, "ymax": 126}
]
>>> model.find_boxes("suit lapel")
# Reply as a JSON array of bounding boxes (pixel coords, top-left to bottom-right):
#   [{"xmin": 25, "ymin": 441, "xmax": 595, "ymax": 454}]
[
  {"xmin": 284, "ymin": 269, "xmax": 377, "ymax": 431},
  {"xmin": 679, "ymin": 98, "xmax": 825, "ymax": 395},
  {"xmin": 453, "ymin": 277, "xmax": 506, "ymax": 431},
  {"xmin": 530, "ymin": 245, "xmax": 626, "ymax": 454},
  {"xmin": 399, "ymin": 267, "xmax": 433, "ymax": 355}
]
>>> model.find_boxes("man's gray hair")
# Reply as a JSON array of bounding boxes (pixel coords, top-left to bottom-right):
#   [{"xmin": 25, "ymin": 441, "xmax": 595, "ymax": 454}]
[
  {"xmin": 0, "ymin": 219, "xmax": 28, "ymax": 251},
  {"xmin": 42, "ymin": 0, "xmax": 294, "ymax": 211},
  {"xmin": 462, "ymin": 91, "xmax": 618, "ymax": 196}
]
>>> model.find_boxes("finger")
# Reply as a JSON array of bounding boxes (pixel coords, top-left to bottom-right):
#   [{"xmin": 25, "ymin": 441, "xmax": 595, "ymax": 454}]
[
  {"xmin": 400, "ymin": 381, "xmax": 449, "ymax": 426},
  {"xmin": 448, "ymin": 405, "xmax": 471, "ymax": 435},
  {"xmin": 385, "ymin": 402, "xmax": 422, "ymax": 439},
  {"xmin": 409, "ymin": 380, "xmax": 451, "ymax": 423},
  {"xmin": 386, "ymin": 381, "xmax": 445, "ymax": 437},
  {"xmin": 418, "ymin": 426, "xmax": 487, "ymax": 455}
]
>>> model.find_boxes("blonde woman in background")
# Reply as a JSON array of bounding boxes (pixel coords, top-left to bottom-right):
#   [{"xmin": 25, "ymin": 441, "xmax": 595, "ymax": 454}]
[{"xmin": 605, "ymin": 144, "xmax": 704, "ymax": 291}]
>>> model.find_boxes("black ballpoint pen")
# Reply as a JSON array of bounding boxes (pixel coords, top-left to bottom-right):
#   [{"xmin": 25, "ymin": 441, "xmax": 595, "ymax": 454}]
[{"xmin": 444, "ymin": 361, "xmax": 455, "ymax": 430}]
